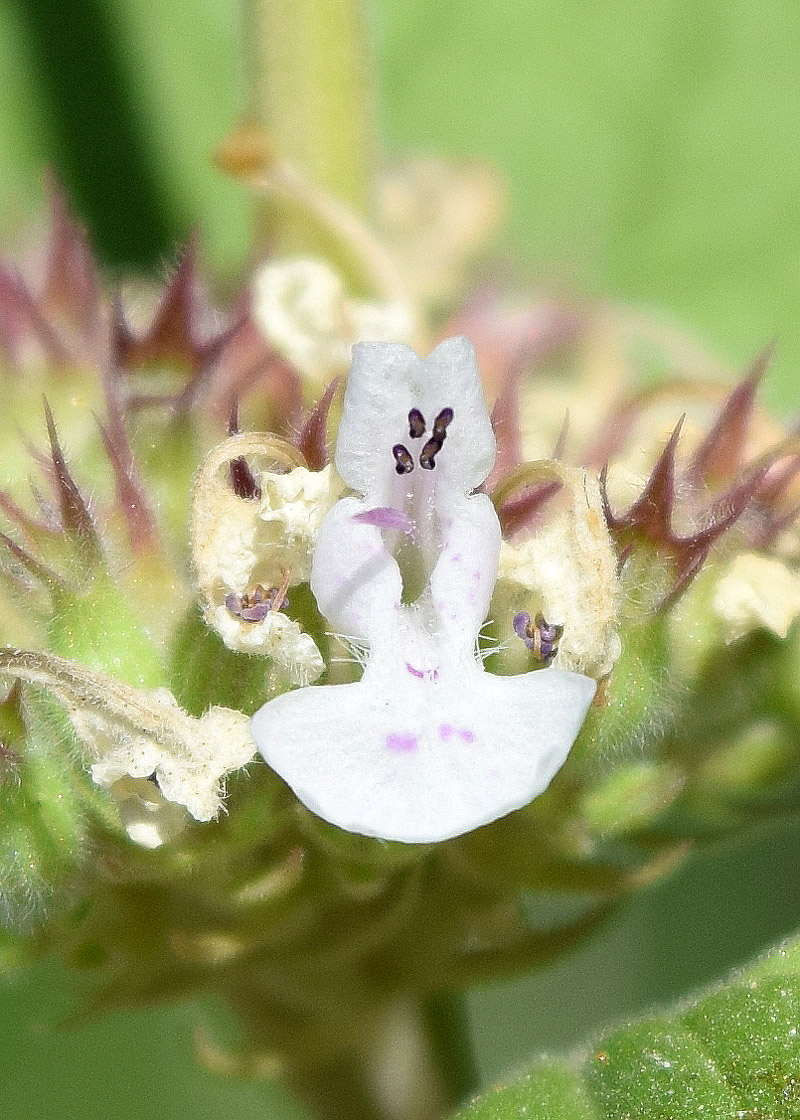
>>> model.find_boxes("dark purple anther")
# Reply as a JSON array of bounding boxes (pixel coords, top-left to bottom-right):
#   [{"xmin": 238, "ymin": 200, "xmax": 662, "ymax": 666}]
[
  {"xmin": 408, "ymin": 408, "xmax": 426, "ymax": 439},
  {"xmin": 239, "ymin": 600, "xmax": 273, "ymax": 622},
  {"xmin": 393, "ymin": 444, "xmax": 415, "ymax": 474},
  {"xmin": 226, "ymin": 592, "xmax": 244, "ymax": 615},
  {"xmin": 513, "ymin": 610, "xmax": 563, "ymax": 664},
  {"xmin": 513, "ymin": 611, "xmax": 532, "ymax": 643},
  {"xmin": 419, "ymin": 434, "xmax": 444, "ymax": 470},
  {"xmin": 432, "ymin": 407, "xmax": 454, "ymax": 438},
  {"xmin": 230, "ymin": 456, "xmax": 261, "ymax": 501}
]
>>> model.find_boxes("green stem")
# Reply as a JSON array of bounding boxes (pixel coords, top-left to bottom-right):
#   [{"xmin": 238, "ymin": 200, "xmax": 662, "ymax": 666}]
[
  {"xmin": 285, "ymin": 1053, "xmax": 391, "ymax": 1120},
  {"xmin": 421, "ymin": 991, "xmax": 480, "ymax": 1110},
  {"xmin": 254, "ymin": 994, "xmax": 477, "ymax": 1120},
  {"xmin": 241, "ymin": 0, "xmax": 375, "ymax": 257}
]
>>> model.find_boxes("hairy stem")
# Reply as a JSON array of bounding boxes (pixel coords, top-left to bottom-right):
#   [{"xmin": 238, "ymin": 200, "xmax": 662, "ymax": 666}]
[{"xmin": 241, "ymin": 0, "xmax": 375, "ymax": 258}]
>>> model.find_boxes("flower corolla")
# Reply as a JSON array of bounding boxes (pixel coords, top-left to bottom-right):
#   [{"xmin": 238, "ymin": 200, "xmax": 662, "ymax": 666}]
[
  {"xmin": 252, "ymin": 337, "xmax": 596, "ymax": 843},
  {"xmin": 497, "ymin": 465, "xmax": 622, "ymax": 679}
]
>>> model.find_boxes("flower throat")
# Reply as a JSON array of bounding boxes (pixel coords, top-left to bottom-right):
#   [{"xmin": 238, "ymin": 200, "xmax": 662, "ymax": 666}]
[{"xmin": 390, "ymin": 407, "xmax": 453, "ymax": 604}]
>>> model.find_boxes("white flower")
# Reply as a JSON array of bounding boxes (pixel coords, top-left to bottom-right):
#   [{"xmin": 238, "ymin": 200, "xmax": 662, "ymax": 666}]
[
  {"xmin": 252, "ymin": 258, "xmax": 416, "ymax": 392},
  {"xmin": 251, "ymin": 338, "xmax": 596, "ymax": 843}
]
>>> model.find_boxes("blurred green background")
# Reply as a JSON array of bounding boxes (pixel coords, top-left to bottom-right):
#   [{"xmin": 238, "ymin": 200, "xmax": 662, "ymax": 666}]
[{"xmin": 3, "ymin": 0, "xmax": 800, "ymax": 1115}]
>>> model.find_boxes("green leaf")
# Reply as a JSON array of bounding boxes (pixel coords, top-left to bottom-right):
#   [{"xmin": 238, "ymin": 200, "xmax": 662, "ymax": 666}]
[
  {"xmin": 454, "ymin": 931, "xmax": 800, "ymax": 1120},
  {"xmin": 465, "ymin": 1063, "xmax": 597, "ymax": 1120}
]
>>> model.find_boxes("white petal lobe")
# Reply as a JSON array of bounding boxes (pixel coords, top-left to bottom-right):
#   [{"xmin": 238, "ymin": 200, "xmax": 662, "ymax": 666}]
[{"xmin": 253, "ymin": 665, "xmax": 595, "ymax": 843}]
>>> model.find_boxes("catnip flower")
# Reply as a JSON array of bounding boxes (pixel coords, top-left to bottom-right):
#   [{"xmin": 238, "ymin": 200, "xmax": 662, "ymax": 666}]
[
  {"xmin": 0, "ymin": 650, "xmax": 255, "ymax": 824},
  {"xmin": 251, "ymin": 337, "xmax": 597, "ymax": 843},
  {"xmin": 496, "ymin": 463, "xmax": 622, "ymax": 679}
]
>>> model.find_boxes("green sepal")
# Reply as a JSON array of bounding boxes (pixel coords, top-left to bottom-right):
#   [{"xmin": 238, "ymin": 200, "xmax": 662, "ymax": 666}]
[
  {"xmin": 135, "ymin": 413, "xmax": 204, "ymax": 545},
  {"xmin": 168, "ymin": 605, "xmax": 273, "ymax": 716},
  {"xmin": 580, "ymin": 760, "xmax": 685, "ymax": 838},
  {"xmin": 48, "ymin": 570, "xmax": 165, "ymax": 689},
  {"xmin": 0, "ymin": 686, "xmax": 90, "ymax": 933},
  {"xmin": 573, "ymin": 617, "xmax": 673, "ymax": 765}
]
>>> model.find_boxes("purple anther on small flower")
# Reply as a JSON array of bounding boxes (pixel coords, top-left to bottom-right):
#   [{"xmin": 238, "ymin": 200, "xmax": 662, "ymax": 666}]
[
  {"xmin": 392, "ymin": 444, "xmax": 414, "ymax": 474},
  {"xmin": 239, "ymin": 600, "xmax": 273, "ymax": 622},
  {"xmin": 408, "ymin": 408, "xmax": 426, "ymax": 439},
  {"xmin": 226, "ymin": 584, "xmax": 289, "ymax": 623},
  {"xmin": 513, "ymin": 611, "xmax": 532, "ymax": 643},
  {"xmin": 513, "ymin": 611, "xmax": 563, "ymax": 664}
]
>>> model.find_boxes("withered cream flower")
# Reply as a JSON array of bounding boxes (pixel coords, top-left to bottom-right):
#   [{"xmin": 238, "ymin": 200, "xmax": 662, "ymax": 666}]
[
  {"xmin": 251, "ymin": 338, "xmax": 596, "ymax": 843},
  {"xmin": 712, "ymin": 552, "xmax": 800, "ymax": 642},
  {"xmin": 252, "ymin": 258, "xmax": 416, "ymax": 393},
  {"xmin": 0, "ymin": 651, "xmax": 255, "ymax": 823},
  {"xmin": 192, "ymin": 433, "xmax": 344, "ymax": 685},
  {"xmin": 496, "ymin": 464, "xmax": 622, "ymax": 679}
]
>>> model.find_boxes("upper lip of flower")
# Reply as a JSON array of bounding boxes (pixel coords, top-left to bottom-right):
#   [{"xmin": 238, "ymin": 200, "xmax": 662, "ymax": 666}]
[{"xmin": 251, "ymin": 337, "xmax": 596, "ymax": 844}]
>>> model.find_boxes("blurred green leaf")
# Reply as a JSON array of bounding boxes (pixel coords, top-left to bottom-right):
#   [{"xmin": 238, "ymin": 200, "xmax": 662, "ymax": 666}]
[
  {"xmin": 0, "ymin": 6, "xmax": 50, "ymax": 235},
  {"xmin": 101, "ymin": 0, "xmax": 251, "ymax": 279},
  {"xmin": 456, "ymin": 932, "xmax": 800, "ymax": 1119}
]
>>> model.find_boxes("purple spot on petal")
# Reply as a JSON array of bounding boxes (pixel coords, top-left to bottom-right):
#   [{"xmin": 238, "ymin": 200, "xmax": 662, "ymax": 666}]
[
  {"xmin": 451, "ymin": 553, "xmax": 462, "ymax": 562},
  {"xmin": 386, "ymin": 732, "xmax": 418, "ymax": 753},
  {"xmin": 407, "ymin": 663, "xmax": 441, "ymax": 681},
  {"xmin": 439, "ymin": 723, "xmax": 474, "ymax": 744},
  {"xmin": 353, "ymin": 507, "xmax": 414, "ymax": 533}
]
